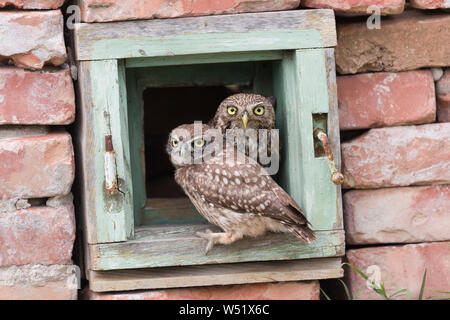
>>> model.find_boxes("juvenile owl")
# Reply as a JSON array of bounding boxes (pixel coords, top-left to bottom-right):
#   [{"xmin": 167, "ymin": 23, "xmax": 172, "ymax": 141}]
[
  {"xmin": 167, "ymin": 123, "xmax": 315, "ymax": 254},
  {"xmin": 209, "ymin": 93, "xmax": 279, "ymax": 169}
]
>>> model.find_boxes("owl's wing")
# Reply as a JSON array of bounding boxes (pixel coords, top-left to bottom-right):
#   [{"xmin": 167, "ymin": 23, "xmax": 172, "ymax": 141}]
[{"xmin": 187, "ymin": 162, "xmax": 309, "ymax": 226}]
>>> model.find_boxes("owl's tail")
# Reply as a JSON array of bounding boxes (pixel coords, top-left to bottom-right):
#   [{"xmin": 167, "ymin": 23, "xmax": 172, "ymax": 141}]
[{"xmin": 286, "ymin": 224, "xmax": 316, "ymax": 244}]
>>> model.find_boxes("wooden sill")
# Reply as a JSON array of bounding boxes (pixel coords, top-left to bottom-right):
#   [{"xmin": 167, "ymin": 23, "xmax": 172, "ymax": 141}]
[
  {"xmin": 89, "ymin": 224, "xmax": 345, "ymax": 271},
  {"xmin": 88, "ymin": 257, "xmax": 343, "ymax": 292}
]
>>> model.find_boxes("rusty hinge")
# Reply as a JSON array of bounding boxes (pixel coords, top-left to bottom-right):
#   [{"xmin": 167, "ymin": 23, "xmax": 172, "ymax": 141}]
[
  {"xmin": 314, "ymin": 128, "xmax": 344, "ymax": 185},
  {"xmin": 104, "ymin": 112, "xmax": 118, "ymax": 195}
]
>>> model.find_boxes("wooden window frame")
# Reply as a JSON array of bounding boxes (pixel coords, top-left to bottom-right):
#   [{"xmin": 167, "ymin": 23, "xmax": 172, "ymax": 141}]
[{"xmin": 73, "ymin": 9, "xmax": 344, "ymax": 292}]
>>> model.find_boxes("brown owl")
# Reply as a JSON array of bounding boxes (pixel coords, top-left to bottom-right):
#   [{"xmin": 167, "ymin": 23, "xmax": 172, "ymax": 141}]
[
  {"xmin": 167, "ymin": 123, "xmax": 315, "ymax": 254},
  {"xmin": 209, "ymin": 93, "xmax": 279, "ymax": 169}
]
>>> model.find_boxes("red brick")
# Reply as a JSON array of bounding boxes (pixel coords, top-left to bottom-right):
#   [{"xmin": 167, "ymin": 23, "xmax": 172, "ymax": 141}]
[
  {"xmin": 0, "ymin": 265, "xmax": 78, "ymax": 300},
  {"xmin": 410, "ymin": 0, "xmax": 449, "ymax": 9},
  {"xmin": 0, "ymin": 204, "xmax": 75, "ymax": 267},
  {"xmin": 341, "ymin": 123, "xmax": 450, "ymax": 189},
  {"xmin": 437, "ymin": 69, "xmax": 450, "ymax": 123},
  {"xmin": 0, "ymin": 0, "xmax": 64, "ymax": 9},
  {"xmin": 345, "ymin": 242, "xmax": 450, "ymax": 300},
  {"xmin": 0, "ymin": 281, "xmax": 77, "ymax": 300},
  {"xmin": 338, "ymin": 71, "xmax": 436, "ymax": 130},
  {"xmin": 0, "ymin": 67, "xmax": 75, "ymax": 125},
  {"xmin": 0, "ymin": 132, "xmax": 75, "ymax": 199},
  {"xmin": 82, "ymin": 281, "xmax": 320, "ymax": 300},
  {"xmin": 336, "ymin": 10, "xmax": 450, "ymax": 74},
  {"xmin": 0, "ymin": 11, "xmax": 66, "ymax": 70},
  {"xmin": 78, "ymin": 0, "xmax": 300, "ymax": 23},
  {"xmin": 302, "ymin": 0, "xmax": 404, "ymax": 14},
  {"xmin": 344, "ymin": 185, "xmax": 450, "ymax": 244}
]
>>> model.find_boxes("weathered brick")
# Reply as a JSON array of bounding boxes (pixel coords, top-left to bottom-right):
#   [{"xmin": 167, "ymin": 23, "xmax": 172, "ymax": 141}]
[
  {"xmin": 0, "ymin": 201, "xmax": 75, "ymax": 267},
  {"xmin": 0, "ymin": 264, "xmax": 78, "ymax": 300},
  {"xmin": 82, "ymin": 281, "xmax": 320, "ymax": 300},
  {"xmin": 338, "ymin": 71, "xmax": 436, "ymax": 130},
  {"xmin": 410, "ymin": 0, "xmax": 450, "ymax": 9},
  {"xmin": 77, "ymin": 0, "xmax": 300, "ymax": 23},
  {"xmin": 437, "ymin": 69, "xmax": 450, "ymax": 123},
  {"xmin": 345, "ymin": 242, "xmax": 450, "ymax": 300},
  {"xmin": 0, "ymin": 10, "xmax": 66, "ymax": 70},
  {"xmin": 0, "ymin": 0, "xmax": 65, "ymax": 9},
  {"xmin": 341, "ymin": 123, "xmax": 450, "ymax": 189},
  {"xmin": 336, "ymin": 10, "xmax": 450, "ymax": 74},
  {"xmin": 302, "ymin": 0, "xmax": 404, "ymax": 15},
  {"xmin": 0, "ymin": 132, "xmax": 75, "ymax": 199},
  {"xmin": 344, "ymin": 185, "xmax": 450, "ymax": 244},
  {"xmin": 0, "ymin": 67, "xmax": 75, "ymax": 125}
]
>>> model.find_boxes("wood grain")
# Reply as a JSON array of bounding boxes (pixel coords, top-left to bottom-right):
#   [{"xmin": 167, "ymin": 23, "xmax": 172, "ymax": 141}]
[
  {"xmin": 89, "ymin": 224, "xmax": 344, "ymax": 270},
  {"xmin": 73, "ymin": 10, "xmax": 336, "ymax": 61},
  {"xmin": 77, "ymin": 60, "xmax": 135, "ymax": 244},
  {"xmin": 89, "ymin": 257, "xmax": 343, "ymax": 292}
]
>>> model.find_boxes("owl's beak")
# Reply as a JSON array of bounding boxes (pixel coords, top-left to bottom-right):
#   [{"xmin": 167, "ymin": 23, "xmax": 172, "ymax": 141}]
[{"xmin": 241, "ymin": 112, "xmax": 249, "ymax": 128}]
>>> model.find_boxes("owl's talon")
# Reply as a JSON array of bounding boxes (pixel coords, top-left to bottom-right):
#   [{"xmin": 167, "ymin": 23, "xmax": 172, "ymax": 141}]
[
  {"xmin": 204, "ymin": 239, "xmax": 214, "ymax": 255},
  {"xmin": 196, "ymin": 229, "xmax": 213, "ymax": 239}
]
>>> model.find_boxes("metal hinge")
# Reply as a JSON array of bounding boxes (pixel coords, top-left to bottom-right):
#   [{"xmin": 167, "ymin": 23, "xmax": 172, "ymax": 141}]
[
  {"xmin": 314, "ymin": 128, "xmax": 344, "ymax": 185},
  {"xmin": 104, "ymin": 112, "xmax": 118, "ymax": 195}
]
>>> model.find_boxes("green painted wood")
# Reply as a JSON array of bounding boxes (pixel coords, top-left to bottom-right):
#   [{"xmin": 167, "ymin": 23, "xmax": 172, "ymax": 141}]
[
  {"xmin": 324, "ymin": 48, "xmax": 344, "ymax": 230},
  {"xmin": 90, "ymin": 224, "xmax": 344, "ymax": 270},
  {"xmin": 90, "ymin": 59, "xmax": 134, "ymax": 243},
  {"xmin": 89, "ymin": 30, "xmax": 323, "ymax": 61},
  {"xmin": 272, "ymin": 53, "xmax": 304, "ymax": 221},
  {"xmin": 272, "ymin": 49, "xmax": 339, "ymax": 231},
  {"xmin": 89, "ymin": 257, "xmax": 343, "ymax": 292},
  {"xmin": 142, "ymin": 198, "xmax": 206, "ymax": 225},
  {"xmin": 134, "ymin": 62, "xmax": 256, "ymax": 88},
  {"xmin": 126, "ymin": 51, "xmax": 283, "ymax": 68},
  {"xmin": 125, "ymin": 68, "xmax": 146, "ymax": 227},
  {"xmin": 73, "ymin": 10, "xmax": 337, "ymax": 61},
  {"xmin": 295, "ymin": 49, "xmax": 339, "ymax": 230}
]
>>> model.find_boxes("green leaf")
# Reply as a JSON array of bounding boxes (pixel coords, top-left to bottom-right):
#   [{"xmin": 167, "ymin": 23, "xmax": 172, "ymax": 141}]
[
  {"xmin": 418, "ymin": 269, "xmax": 427, "ymax": 300},
  {"xmin": 320, "ymin": 288, "xmax": 331, "ymax": 300},
  {"xmin": 389, "ymin": 289, "xmax": 409, "ymax": 299},
  {"xmin": 436, "ymin": 291, "xmax": 450, "ymax": 294},
  {"xmin": 338, "ymin": 279, "xmax": 352, "ymax": 300},
  {"xmin": 341, "ymin": 262, "xmax": 370, "ymax": 281},
  {"xmin": 353, "ymin": 287, "xmax": 364, "ymax": 300}
]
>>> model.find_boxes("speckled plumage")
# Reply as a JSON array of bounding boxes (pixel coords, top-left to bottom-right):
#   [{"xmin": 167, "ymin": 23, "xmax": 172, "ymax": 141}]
[
  {"xmin": 168, "ymin": 123, "xmax": 315, "ymax": 254},
  {"xmin": 210, "ymin": 93, "xmax": 279, "ymax": 167}
]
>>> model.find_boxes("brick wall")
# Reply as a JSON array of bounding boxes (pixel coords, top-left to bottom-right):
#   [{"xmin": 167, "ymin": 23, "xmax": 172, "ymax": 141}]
[
  {"xmin": 0, "ymin": 3, "xmax": 77, "ymax": 299},
  {"xmin": 334, "ymin": 8, "xmax": 450, "ymax": 299}
]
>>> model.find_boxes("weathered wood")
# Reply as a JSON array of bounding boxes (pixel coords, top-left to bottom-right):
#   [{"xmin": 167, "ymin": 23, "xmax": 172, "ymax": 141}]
[
  {"xmin": 89, "ymin": 224, "xmax": 344, "ymax": 270},
  {"xmin": 142, "ymin": 198, "xmax": 206, "ymax": 225},
  {"xmin": 135, "ymin": 62, "xmax": 255, "ymax": 88},
  {"xmin": 126, "ymin": 68, "xmax": 146, "ymax": 227},
  {"xmin": 77, "ymin": 60, "xmax": 134, "ymax": 244},
  {"xmin": 295, "ymin": 49, "xmax": 341, "ymax": 231},
  {"xmin": 75, "ymin": 61, "xmax": 100, "ymax": 245},
  {"xmin": 126, "ymin": 51, "xmax": 283, "ymax": 68},
  {"xmin": 89, "ymin": 257, "xmax": 343, "ymax": 292},
  {"xmin": 324, "ymin": 48, "xmax": 344, "ymax": 230},
  {"xmin": 273, "ymin": 49, "xmax": 341, "ymax": 231},
  {"xmin": 73, "ymin": 10, "xmax": 336, "ymax": 61}
]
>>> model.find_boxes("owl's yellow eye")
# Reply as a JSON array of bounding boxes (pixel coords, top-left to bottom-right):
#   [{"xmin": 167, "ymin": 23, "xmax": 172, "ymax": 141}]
[
  {"xmin": 253, "ymin": 106, "xmax": 265, "ymax": 116},
  {"xmin": 227, "ymin": 106, "xmax": 237, "ymax": 115},
  {"xmin": 193, "ymin": 138, "xmax": 205, "ymax": 148},
  {"xmin": 172, "ymin": 139, "xmax": 179, "ymax": 147}
]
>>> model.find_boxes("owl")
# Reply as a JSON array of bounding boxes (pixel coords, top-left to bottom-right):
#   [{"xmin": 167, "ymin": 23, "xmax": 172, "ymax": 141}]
[
  {"xmin": 167, "ymin": 123, "xmax": 315, "ymax": 254},
  {"xmin": 209, "ymin": 93, "xmax": 279, "ymax": 169}
]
